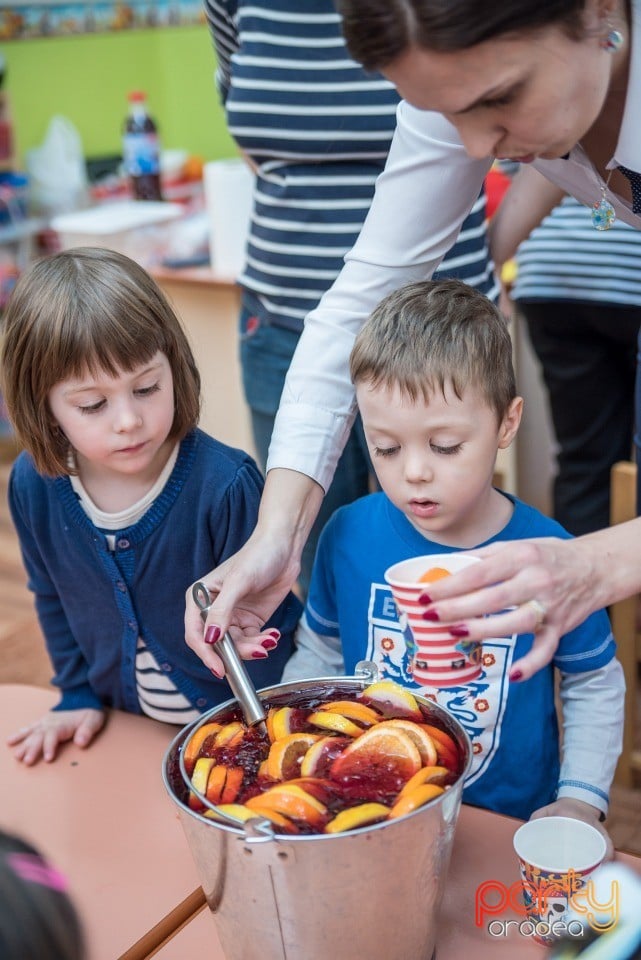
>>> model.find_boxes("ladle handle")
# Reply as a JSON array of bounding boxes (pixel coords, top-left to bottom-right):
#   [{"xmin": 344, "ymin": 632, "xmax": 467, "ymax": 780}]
[{"xmin": 217, "ymin": 631, "xmax": 267, "ymax": 729}]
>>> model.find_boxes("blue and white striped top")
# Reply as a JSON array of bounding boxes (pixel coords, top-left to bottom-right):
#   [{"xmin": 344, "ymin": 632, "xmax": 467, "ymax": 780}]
[
  {"xmin": 204, "ymin": 0, "xmax": 495, "ymax": 333},
  {"xmin": 514, "ymin": 195, "xmax": 641, "ymax": 307}
]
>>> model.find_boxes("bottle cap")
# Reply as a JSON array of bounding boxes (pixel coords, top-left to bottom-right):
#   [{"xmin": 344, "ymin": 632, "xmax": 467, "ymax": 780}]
[{"xmin": 128, "ymin": 91, "xmax": 146, "ymax": 102}]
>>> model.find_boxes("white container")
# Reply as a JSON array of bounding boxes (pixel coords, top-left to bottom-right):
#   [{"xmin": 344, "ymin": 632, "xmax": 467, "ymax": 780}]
[
  {"xmin": 203, "ymin": 158, "xmax": 254, "ymax": 279},
  {"xmin": 51, "ymin": 200, "xmax": 184, "ymax": 265}
]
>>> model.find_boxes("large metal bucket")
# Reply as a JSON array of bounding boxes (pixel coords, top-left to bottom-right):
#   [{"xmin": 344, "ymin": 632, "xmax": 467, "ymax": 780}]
[{"xmin": 162, "ymin": 666, "xmax": 472, "ymax": 960}]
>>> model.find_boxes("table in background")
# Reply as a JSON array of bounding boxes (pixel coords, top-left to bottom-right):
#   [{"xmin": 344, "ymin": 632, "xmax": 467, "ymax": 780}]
[
  {"xmin": 0, "ymin": 684, "xmax": 204, "ymax": 960},
  {"xmin": 150, "ymin": 803, "xmax": 641, "ymax": 960}
]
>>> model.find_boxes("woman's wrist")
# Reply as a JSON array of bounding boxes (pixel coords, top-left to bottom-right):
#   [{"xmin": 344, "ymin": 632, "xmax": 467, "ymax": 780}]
[{"xmin": 257, "ymin": 468, "xmax": 325, "ymax": 554}]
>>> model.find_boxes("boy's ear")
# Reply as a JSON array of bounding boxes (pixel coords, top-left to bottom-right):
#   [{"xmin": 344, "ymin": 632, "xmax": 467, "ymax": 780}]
[{"xmin": 498, "ymin": 396, "xmax": 523, "ymax": 449}]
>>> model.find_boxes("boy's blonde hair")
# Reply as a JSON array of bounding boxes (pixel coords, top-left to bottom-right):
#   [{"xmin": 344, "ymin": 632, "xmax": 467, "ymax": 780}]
[
  {"xmin": 1, "ymin": 247, "xmax": 201, "ymax": 476},
  {"xmin": 350, "ymin": 278, "xmax": 516, "ymax": 419}
]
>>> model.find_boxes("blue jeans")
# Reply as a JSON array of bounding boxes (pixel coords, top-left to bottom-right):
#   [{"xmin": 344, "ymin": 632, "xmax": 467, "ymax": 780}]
[{"xmin": 240, "ymin": 293, "xmax": 373, "ymax": 597}]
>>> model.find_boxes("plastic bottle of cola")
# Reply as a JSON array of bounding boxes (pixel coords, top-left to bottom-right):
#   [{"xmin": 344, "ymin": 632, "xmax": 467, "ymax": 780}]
[{"xmin": 123, "ymin": 91, "xmax": 163, "ymax": 201}]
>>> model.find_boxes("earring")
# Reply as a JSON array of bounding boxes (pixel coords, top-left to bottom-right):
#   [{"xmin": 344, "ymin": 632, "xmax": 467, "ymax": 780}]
[{"xmin": 601, "ymin": 26, "xmax": 624, "ymax": 52}]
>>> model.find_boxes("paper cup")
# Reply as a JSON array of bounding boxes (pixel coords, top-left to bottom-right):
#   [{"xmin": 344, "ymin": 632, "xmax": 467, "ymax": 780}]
[
  {"xmin": 513, "ymin": 817, "xmax": 607, "ymax": 946},
  {"xmin": 384, "ymin": 554, "xmax": 482, "ymax": 687}
]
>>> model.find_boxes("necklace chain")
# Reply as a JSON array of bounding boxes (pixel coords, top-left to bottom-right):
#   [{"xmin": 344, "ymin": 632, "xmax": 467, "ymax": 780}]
[{"xmin": 591, "ymin": 166, "xmax": 616, "ymax": 231}]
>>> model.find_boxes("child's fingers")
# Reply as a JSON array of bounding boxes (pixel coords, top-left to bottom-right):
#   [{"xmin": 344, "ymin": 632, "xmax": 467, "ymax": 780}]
[
  {"xmin": 13, "ymin": 732, "xmax": 47, "ymax": 766},
  {"xmin": 73, "ymin": 711, "xmax": 106, "ymax": 749},
  {"xmin": 6, "ymin": 725, "xmax": 36, "ymax": 746}
]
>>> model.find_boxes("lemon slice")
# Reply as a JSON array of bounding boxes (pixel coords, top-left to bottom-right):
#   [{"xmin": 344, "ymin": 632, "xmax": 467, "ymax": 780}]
[
  {"xmin": 265, "ymin": 732, "xmax": 321, "ymax": 780},
  {"xmin": 204, "ymin": 803, "xmax": 254, "ymax": 823},
  {"xmin": 188, "ymin": 756, "xmax": 215, "ymax": 810},
  {"xmin": 215, "ymin": 721, "xmax": 245, "ymax": 748},
  {"xmin": 324, "ymin": 803, "xmax": 390, "ymax": 834},
  {"xmin": 266, "ymin": 706, "xmax": 296, "ymax": 742},
  {"xmin": 319, "ymin": 700, "xmax": 381, "ymax": 727},
  {"xmin": 308, "ymin": 711, "xmax": 362, "ymax": 737},
  {"xmin": 360, "ymin": 680, "xmax": 421, "ymax": 720}
]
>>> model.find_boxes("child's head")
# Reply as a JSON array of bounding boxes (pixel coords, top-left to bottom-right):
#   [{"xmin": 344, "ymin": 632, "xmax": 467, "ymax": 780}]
[
  {"xmin": 350, "ymin": 278, "xmax": 516, "ymax": 419},
  {"xmin": 350, "ymin": 279, "xmax": 522, "ymax": 543},
  {"xmin": 0, "ymin": 829, "xmax": 84, "ymax": 960},
  {"xmin": 1, "ymin": 247, "xmax": 201, "ymax": 476}
]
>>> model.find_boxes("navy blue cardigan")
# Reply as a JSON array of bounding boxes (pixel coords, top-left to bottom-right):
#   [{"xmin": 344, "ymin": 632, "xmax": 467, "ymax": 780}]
[{"xmin": 9, "ymin": 429, "xmax": 301, "ymax": 713}]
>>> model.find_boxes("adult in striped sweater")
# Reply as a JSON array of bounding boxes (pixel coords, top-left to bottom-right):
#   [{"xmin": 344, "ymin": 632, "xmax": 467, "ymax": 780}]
[{"xmin": 204, "ymin": 0, "xmax": 496, "ymax": 595}]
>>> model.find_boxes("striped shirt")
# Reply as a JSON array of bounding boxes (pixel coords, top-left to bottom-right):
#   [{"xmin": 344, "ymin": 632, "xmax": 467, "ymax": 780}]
[
  {"xmin": 204, "ymin": 0, "xmax": 495, "ymax": 333},
  {"xmin": 71, "ymin": 446, "xmax": 199, "ymax": 725},
  {"xmin": 514, "ymin": 195, "xmax": 641, "ymax": 307}
]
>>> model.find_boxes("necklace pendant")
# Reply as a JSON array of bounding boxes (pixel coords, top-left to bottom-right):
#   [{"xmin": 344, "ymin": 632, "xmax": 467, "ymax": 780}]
[{"xmin": 591, "ymin": 196, "xmax": 616, "ymax": 231}]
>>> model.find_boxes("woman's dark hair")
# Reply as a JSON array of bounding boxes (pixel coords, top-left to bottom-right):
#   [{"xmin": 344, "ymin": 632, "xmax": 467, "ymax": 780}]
[
  {"xmin": 335, "ymin": 0, "xmax": 589, "ymax": 70},
  {"xmin": 0, "ymin": 830, "xmax": 85, "ymax": 960}
]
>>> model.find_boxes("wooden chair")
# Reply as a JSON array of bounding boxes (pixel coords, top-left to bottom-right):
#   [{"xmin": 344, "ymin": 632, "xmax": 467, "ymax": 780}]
[{"xmin": 609, "ymin": 460, "xmax": 641, "ymax": 787}]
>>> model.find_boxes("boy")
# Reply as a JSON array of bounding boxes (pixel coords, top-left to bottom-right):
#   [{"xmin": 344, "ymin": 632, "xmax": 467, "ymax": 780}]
[{"xmin": 283, "ymin": 279, "xmax": 623, "ymax": 833}]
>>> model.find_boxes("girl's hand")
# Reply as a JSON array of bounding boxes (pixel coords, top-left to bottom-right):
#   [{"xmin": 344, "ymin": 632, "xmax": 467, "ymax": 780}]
[
  {"xmin": 7, "ymin": 708, "xmax": 106, "ymax": 765},
  {"xmin": 529, "ymin": 797, "xmax": 614, "ymax": 862}
]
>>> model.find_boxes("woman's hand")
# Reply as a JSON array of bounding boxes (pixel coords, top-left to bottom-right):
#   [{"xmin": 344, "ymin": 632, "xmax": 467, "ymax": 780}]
[
  {"xmin": 7, "ymin": 708, "xmax": 106, "ymax": 765},
  {"xmin": 418, "ymin": 534, "xmax": 613, "ymax": 681},
  {"xmin": 185, "ymin": 468, "xmax": 324, "ymax": 677},
  {"xmin": 530, "ymin": 797, "xmax": 614, "ymax": 862}
]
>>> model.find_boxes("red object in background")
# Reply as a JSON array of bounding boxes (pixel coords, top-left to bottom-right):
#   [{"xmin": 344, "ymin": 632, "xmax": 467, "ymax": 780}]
[{"xmin": 485, "ymin": 167, "xmax": 511, "ymax": 219}]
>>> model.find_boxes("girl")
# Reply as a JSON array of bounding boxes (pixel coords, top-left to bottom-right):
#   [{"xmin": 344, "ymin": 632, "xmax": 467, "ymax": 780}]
[{"xmin": 2, "ymin": 247, "xmax": 300, "ymax": 764}]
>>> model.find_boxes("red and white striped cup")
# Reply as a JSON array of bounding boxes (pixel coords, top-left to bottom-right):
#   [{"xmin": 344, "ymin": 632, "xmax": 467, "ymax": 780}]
[{"xmin": 384, "ymin": 554, "xmax": 482, "ymax": 687}]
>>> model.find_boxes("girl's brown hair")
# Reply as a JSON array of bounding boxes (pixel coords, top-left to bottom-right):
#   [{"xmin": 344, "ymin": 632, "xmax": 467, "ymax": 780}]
[
  {"xmin": 350, "ymin": 278, "xmax": 516, "ymax": 421},
  {"xmin": 1, "ymin": 247, "xmax": 200, "ymax": 476},
  {"xmin": 335, "ymin": 0, "xmax": 590, "ymax": 70}
]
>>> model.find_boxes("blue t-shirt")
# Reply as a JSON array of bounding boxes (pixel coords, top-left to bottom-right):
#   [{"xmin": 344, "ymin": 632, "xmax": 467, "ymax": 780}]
[{"xmin": 305, "ymin": 492, "xmax": 615, "ymax": 820}]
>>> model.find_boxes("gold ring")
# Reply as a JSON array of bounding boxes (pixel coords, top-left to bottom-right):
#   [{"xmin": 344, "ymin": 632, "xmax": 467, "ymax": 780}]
[{"xmin": 524, "ymin": 598, "xmax": 546, "ymax": 630}]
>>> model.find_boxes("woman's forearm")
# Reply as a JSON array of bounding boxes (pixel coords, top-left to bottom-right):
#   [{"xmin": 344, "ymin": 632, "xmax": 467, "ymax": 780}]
[
  {"xmin": 575, "ymin": 518, "xmax": 641, "ymax": 610},
  {"xmin": 258, "ymin": 468, "xmax": 325, "ymax": 558}
]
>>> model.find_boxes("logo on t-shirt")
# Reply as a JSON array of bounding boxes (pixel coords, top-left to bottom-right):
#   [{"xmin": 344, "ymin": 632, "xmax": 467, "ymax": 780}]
[{"xmin": 365, "ymin": 583, "xmax": 516, "ymax": 784}]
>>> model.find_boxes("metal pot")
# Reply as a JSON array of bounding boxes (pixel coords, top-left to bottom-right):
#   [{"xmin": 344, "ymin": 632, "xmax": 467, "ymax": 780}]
[{"xmin": 162, "ymin": 663, "xmax": 472, "ymax": 960}]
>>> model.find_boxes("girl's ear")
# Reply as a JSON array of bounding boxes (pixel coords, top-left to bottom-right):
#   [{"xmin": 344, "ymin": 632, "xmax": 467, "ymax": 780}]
[{"xmin": 498, "ymin": 396, "xmax": 523, "ymax": 449}]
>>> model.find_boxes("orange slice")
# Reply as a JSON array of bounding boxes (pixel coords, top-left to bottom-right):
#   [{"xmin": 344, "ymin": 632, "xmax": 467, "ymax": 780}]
[
  {"xmin": 221, "ymin": 766, "xmax": 245, "ymax": 804},
  {"xmin": 205, "ymin": 763, "xmax": 227, "ymax": 804},
  {"xmin": 389, "ymin": 783, "xmax": 444, "ymax": 818},
  {"xmin": 241, "ymin": 802, "xmax": 299, "ymax": 834},
  {"xmin": 421, "ymin": 724, "xmax": 459, "ymax": 768},
  {"xmin": 319, "ymin": 701, "xmax": 381, "ymax": 727},
  {"xmin": 324, "ymin": 803, "xmax": 390, "ymax": 834},
  {"xmin": 188, "ymin": 756, "xmax": 215, "ymax": 810},
  {"xmin": 183, "ymin": 722, "xmax": 222, "ymax": 775},
  {"xmin": 418, "ymin": 566, "xmax": 452, "ymax": 584},
  {"xmin": 308, "ymin": 711, "xmax": 363, "ymax": 737},
  {"xmin": 360, "ymin": 680, "xmax": 421, "ymax": 721},
  {"xmin": 265, "ymin": 732, "xmax": 321, "ymax": 780},
  {"xmin": 331, "ymin": 723, "xmax": 422, "ymax": 783},
  {"xmin": 381, "ymin": 719, "xmax": 438, "ymax": 766},
  {"xmin": 247, "ymin": 784, "xmax": 327, "ymax": 828},
  {"xmin": 266, "ymin": 706, "xmax": 296, "ymax": 742},
  {"xmin": 300, "ymin": 736, "xmax": 350, "ymax": 777},
  {"xmin": 215, "ymin": 721, "xmax": 245, "ymax": 748},
  {"xmin": 396, "ymin": 766, "xmax": 450, "ymax": 800}
]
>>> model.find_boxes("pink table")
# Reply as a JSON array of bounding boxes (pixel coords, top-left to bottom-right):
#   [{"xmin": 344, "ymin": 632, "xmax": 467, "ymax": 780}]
[{"xmin": 0, "ymin": 684, "xmax": 204, "ymax": 960}]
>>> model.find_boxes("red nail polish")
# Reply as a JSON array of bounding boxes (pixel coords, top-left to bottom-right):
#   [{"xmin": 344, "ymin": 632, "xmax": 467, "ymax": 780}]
[
  {"xmin": 418, "ymin": 593, "xmax": 432, "ymax": 604},
  {"xmin": 449, "ymin": 625, "xmax": 469, "ymax": 638},
  {"xmin": 422, "ymin": 609, "xmax": 440, "ymax": 622},
  {"xmin": 204, "ymin": 625, "xmax": 221, "ymax": 645},
  {"xmin": 509, "ymin": 669, "xmax": 523, "ymax": 682},
  {"xmin": 267, "ymin": 629, "xmax": 281, "ymax": 640},
  {"xmin": 211, "ymin": 667, "xmax": 224, "ymax": 679},
  {"xmin": 261, "ymin": 638, "xmax": 278, "ymax": 651},
  {"xmin": 251, "ymin": 650, "xmax": 268, "ymax": 659}
]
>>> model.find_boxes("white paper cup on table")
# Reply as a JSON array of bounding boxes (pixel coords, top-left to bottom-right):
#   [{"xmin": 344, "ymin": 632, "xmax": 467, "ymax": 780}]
[
  {"xmin": 384, "ymin": 553, "xmax": 482, "ymax": 686},
  {"xmin": 513, "ymin": 816, "xmax": 607, "ymax": 946},
  {"xmin": 203, "ymin": 158, "xmax": 254, "ymax": 279}
]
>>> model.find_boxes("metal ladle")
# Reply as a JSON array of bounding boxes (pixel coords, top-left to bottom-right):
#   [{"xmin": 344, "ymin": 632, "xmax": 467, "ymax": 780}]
[{"xmin": 192, "ymin": 581, "xmax": 267, "ymax": 734}]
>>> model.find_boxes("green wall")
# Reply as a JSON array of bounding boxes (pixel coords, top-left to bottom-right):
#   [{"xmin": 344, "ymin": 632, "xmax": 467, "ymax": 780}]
[{"xmin": 1, "ymin": 26, "xmax": 238, "ymax": 165}]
